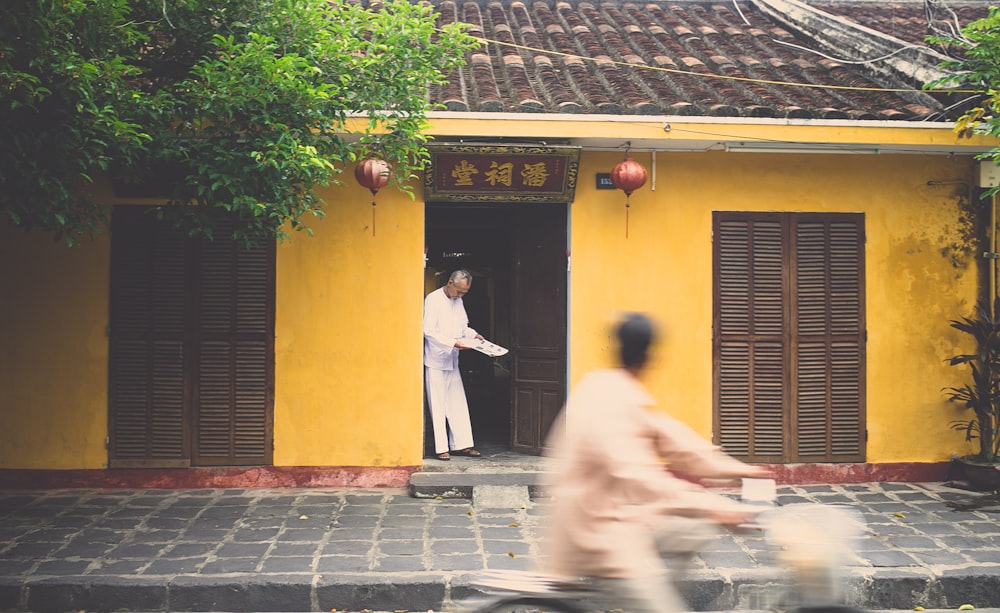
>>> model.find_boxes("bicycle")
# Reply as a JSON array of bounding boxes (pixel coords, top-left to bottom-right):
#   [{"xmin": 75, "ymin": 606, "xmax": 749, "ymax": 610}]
[{"xmin": 457, "ymin": 479, "xmax": 868, "ymax": 613}]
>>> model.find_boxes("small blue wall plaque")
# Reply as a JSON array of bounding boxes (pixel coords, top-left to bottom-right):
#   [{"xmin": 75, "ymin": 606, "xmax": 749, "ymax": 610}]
[{"xmin": 596, "ymin": 173, "xmax": 615, "ymax": 189}]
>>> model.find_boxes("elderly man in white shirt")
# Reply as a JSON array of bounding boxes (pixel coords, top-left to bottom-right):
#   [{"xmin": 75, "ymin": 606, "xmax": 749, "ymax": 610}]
[{"xmin": 423, "ymin": 269, "xmax": 484, "ymax": 461}]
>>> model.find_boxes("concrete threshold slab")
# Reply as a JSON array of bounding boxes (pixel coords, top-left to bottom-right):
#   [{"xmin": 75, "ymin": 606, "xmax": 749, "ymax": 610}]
[
  {"xmin": 472, "ymin": 484, "xmax": 531, "ymax": 508},
  {"xmin": 408, "ymin": 470, "xmax": 547, "ymax": 498}
]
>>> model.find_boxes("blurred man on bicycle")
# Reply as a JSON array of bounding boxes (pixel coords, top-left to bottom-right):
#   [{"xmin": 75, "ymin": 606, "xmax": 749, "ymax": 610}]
[{"xmin": 542, "ymin": 312, "xmax": 769, "ymax": 613}]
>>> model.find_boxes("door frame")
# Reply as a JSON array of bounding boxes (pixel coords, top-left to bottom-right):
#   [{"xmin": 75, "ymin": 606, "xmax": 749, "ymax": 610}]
[{"xmin": 423, "ymin": 203, "xmax": 569, "ymax": 455}]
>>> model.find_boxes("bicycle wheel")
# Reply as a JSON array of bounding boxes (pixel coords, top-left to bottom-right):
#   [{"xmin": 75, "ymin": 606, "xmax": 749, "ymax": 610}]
[{"xmin": 463, "ymin": 595, "xmax": 588, "ymax": 613}]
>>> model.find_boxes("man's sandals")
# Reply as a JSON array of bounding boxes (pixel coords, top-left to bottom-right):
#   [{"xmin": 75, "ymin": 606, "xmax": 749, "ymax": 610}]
[{"xmin": 436, "ymin": 448, "xmax": 481, "ymax": 460}]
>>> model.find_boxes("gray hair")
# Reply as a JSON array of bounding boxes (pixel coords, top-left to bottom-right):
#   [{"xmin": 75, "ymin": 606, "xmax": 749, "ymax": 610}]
[{"xmin": 450, "ymin": 270, "xmax": 472, "ymax": 285}]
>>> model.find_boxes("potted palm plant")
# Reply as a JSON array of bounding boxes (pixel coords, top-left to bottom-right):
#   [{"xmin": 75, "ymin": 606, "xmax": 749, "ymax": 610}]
[{"xmin": 944, "ymin": 298, "xmax": 1000, "ymax": 491}]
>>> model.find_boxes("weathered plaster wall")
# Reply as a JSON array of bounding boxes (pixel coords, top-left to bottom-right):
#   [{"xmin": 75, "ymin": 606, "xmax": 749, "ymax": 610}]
[
  {"xmin": 0, "ymin": 221, "xmax": 110, "ymax": 468},
  {"xmin": 272, "ymin": 177, "xmax": 425, "ymax": 467},
  {"xmin": 0, "ymin": 143, "xmax": 987, "ymax": 471},
  {"xmin": 568, "ymin": 149, "xmax": 981, "ymax": 463}
]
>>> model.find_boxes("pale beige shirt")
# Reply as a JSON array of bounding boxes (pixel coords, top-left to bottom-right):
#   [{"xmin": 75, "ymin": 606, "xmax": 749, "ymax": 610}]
[{"xmin": 542, "ymin": 368, "xmax": 752, "ymax": 579}]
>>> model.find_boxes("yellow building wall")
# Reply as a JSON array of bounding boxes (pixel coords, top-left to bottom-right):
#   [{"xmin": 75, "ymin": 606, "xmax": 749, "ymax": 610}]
[
  {"xmin": 0, "ymin": 222, "xmax": 111, "ymax": 469},
  {"xmin": 272, "ymin": 179, "xmax": 426, "ymax": 467},
  {"xmin": 0, "ymin": 169, "xmax": 428, "ymax": 470},
  {"xmin": 0, "ymin": 146, "xmax": 986, "ymax": 469},
  {"xmin": 568, "ymin": 150, "xmax": 981, "ymax": 463}
]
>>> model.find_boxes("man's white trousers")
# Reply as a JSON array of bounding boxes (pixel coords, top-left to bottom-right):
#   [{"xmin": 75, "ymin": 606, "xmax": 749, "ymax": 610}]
[{"xmin": 425, "ymin": 367, "xmax": 474, "ymax": 454}]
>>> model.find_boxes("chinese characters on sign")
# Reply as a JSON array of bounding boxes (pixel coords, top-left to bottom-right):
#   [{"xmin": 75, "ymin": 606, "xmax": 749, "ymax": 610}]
[
  {"xmin": 425, "ymin": 144, "xmax": 581, "ymax": 203},
  {"xmin": 451, "ymin": 160, "xmax": 550, "ymax": 188}
]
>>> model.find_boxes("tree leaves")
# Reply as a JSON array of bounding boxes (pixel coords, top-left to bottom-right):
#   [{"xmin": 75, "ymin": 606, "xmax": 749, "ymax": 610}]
[
  {"xmin": 926, "ymin": 6, "xmax": 1000, "ymax": 197},
  {"xmin": 944, "ymin": 300, "xmax": 1000, "ymax": 463},
  {"xmin": 0, "ymin": 0, "xmax": 477, "ymax": 246}
]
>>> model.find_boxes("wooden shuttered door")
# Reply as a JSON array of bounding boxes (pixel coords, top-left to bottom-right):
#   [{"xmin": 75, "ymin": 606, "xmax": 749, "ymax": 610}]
[
  {"xmin": 713, "ymin": 212, "xmax": 866, "ymax": 463},
  {"xmin": 109, "ymin": 207, "xmax": 274, "ymax": 467},
  {"xmin": 109, "ymin": 208, "xmax": 189, "ymax": 466},
  {"xmin": 193, "ymin": 217, "xmax": 274, "ymax": 465}
]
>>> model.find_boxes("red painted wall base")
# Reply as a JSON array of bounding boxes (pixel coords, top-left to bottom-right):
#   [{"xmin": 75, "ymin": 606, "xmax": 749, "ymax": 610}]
[
  {"xmin": 0, "ymin": 462, "xmax": 952, "ymax": 490},
  {"xmin": 765, "ymin": 461, "xmax": 952, "ymax": 485},
  {"xmin": 0, "ymin": 465, "xmax": 420, "ymax": 490}
]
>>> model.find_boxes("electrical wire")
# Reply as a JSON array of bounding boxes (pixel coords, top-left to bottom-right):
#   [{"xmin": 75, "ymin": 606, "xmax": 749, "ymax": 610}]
[
  {"xmin": 455, "ymin": 32, "xmax": 981, "ymax": 95},
  {"xmin": 603, "ymin": 121, "xmax": 979, "ymax": 155},
  {"xmin": 770, "ymin": 38, "xmax": 934, "ymax": 66},
  {"xmin": 730, "ymin": 0, "xmax": 952, "ymax": 67},
  {"xmin": 438, "ymin": 0, "xmax": 985, "ymax": 96}
]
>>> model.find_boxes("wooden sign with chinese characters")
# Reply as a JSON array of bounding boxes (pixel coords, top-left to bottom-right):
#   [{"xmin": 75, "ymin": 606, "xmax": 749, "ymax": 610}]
[{"xmin": 424, "ymin": 144, "xmax": 581, "ymax": 203}]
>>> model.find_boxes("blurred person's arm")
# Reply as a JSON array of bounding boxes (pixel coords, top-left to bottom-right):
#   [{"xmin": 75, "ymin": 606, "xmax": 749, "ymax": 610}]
[
  {"xmin": 606, "ymin": 413, "xmax": 759, "ymax": 526},
  {"xmin": 649, "ymin": 412, "xmax": 768, "ymax": 481}
]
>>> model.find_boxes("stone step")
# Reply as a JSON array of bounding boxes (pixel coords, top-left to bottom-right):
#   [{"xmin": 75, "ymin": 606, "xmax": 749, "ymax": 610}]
[
  {"xmin": 407, "ymin": 469, "xmax": 548, "ymax": 499},
  {"xmin": 472, "ymin": 484, "xmax": 531, "ymax": 508}
]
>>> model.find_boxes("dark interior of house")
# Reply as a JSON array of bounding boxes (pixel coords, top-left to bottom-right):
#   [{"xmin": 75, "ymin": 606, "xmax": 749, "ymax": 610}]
[{"xmin": 424, "ymin": 204, "xmax": 514, "ymax": 451}]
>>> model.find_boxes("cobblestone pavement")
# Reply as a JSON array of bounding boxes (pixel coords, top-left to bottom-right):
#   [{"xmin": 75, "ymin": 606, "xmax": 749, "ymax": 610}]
[{"xmin": 0, "ymin": 482, "xmax": 998, "ymax": 612}]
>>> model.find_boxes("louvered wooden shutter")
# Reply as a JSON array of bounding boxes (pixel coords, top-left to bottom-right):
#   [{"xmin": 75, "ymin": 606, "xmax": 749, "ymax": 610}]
[
  {"xmin": 714, "ymin": 215, "xmax": 788, "ymax": 462},
  {"xmin": 109, "ymin": 207, "xmax": 190, "ymax": 467},
  {"xmin": 109, "ymin": 207, "xmax": 274, "ymax": 467},
  {"xmin": 193, "ymin": 217, "xmax": 274, "ymax": 465},
  {"xmin": 714, "ymin": 212, "xmax": 865, "ymax": 463},
  {"xmin": 793, "ymin": 217, "xmax": 866, "ymax": 461}
]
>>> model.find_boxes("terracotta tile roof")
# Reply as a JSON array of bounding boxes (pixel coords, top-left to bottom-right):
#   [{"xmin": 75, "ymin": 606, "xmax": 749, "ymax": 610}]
[
  {"xmin": 429, "ymin": 0, "xmax": 988, "ymax": 120},
  {"xmin": 807, "ymin": 1, "xmax": 989, "ymax": 48}
]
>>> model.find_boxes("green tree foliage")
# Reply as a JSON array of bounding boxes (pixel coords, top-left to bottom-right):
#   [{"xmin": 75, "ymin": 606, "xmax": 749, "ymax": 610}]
[
  {"xmin": 927, "ymin": 6, "xmax": 1000, "ymax": 197},
  {"xmin": 945, "ymin": 300, "xmax": 1000, "ymax": 464},
  {"xmin": 0, "ymin": 0, "xmax": 478, "ymax": 246}
]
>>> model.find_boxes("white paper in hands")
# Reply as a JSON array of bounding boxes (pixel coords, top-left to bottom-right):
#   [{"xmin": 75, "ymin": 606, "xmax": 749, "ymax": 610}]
[{"xmin": 466, "ymin": 338, "xmax": 509, "ymax": 357}]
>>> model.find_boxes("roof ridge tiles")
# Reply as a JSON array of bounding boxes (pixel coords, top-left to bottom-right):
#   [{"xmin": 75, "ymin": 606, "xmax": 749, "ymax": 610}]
[
  {"xmin": 508, "ymin": 1, "xmax": 583, "ymax": 111},
  {"xmin": 649, "ymin": 1, "xmax": 802, "ymax": 114},
  {"xmin": 486, "ymin": 1, "xmax": 547, "ymax": 110},
  {"xmin": 555, "ymin": 0, "xmax": 662, "ymax": 113},
  {"xmin": 532, "ymin": 55, "xmax": 584, "ymax": 112},
  {"xmin": 463, "ymin": 2, "xmax": 506, "ymax": 112},
  {"xmin": 530, "ymin": 0, "xmax": 595, "ymax": 111},
  {"xmin": 434, "ymin": 1, "xmax": 470, "ymax": 111},
  {"xmin": 598, "ymin": 1, "xmax": 695, "ymax": 112}
]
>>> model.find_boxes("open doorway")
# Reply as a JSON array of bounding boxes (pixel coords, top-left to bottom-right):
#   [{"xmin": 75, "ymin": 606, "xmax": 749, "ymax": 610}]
[
  {"xmin": 424, "ymin": 205, "xmax": 513, "ymax": 449},
  {"xmin": 424, "ymin": 203, "xmax": 568, "ymax": 456}
]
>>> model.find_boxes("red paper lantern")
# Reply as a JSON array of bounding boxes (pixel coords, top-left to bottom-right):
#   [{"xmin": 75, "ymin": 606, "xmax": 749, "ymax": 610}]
[
  {"xmin": 610, "ymin": 156, "xmax": 648, "ymax": 238},
  {"xmin": 354, "ymin": 158, "xmax": 391, "ymax": 236}
]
